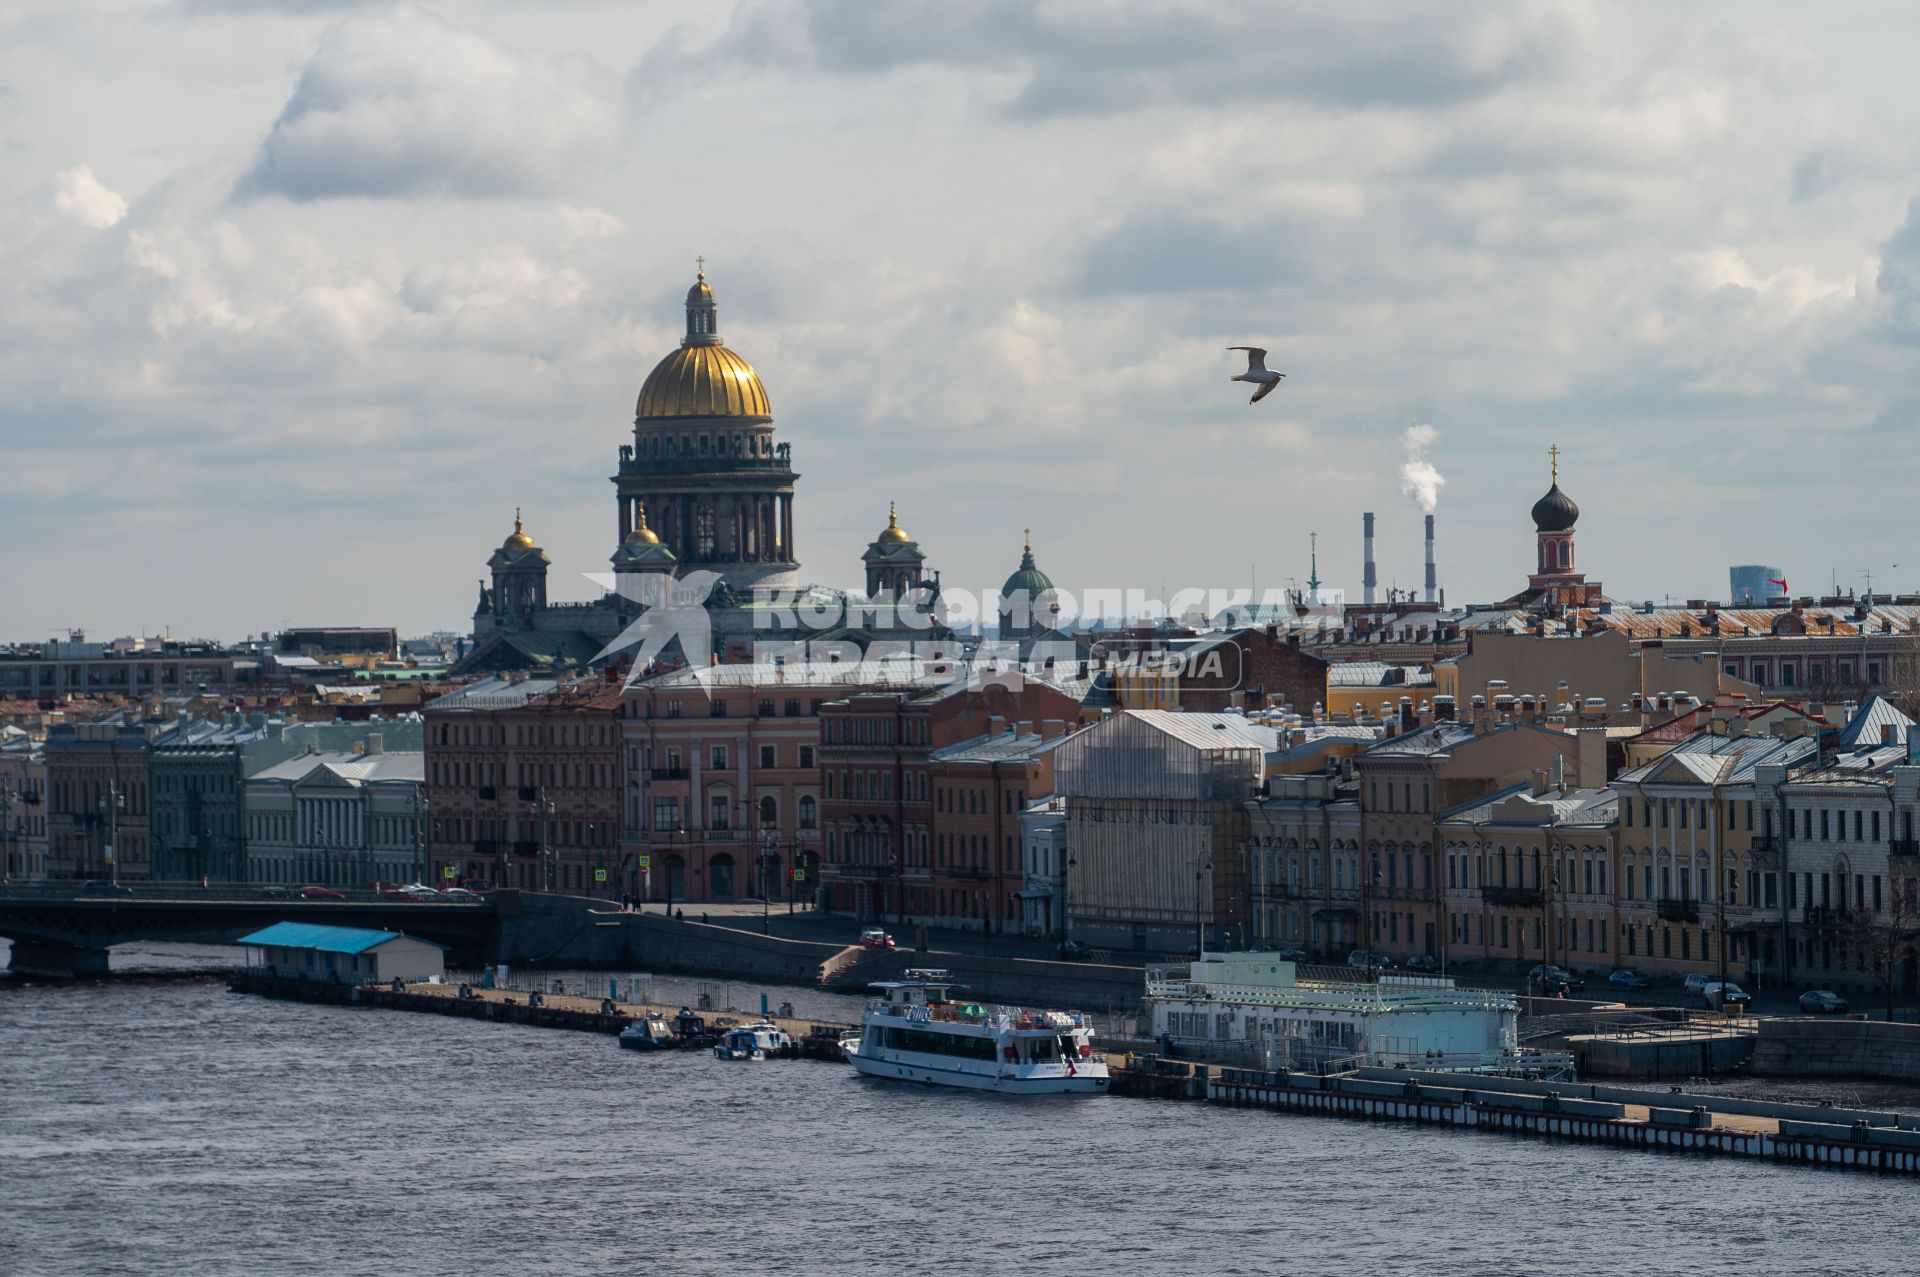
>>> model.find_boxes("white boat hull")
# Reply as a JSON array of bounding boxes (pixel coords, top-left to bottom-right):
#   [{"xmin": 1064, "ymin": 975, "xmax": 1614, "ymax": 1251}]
[{"xmin": 847, "ymin": 1048, "xmax": 1109, "ymax": 1095}]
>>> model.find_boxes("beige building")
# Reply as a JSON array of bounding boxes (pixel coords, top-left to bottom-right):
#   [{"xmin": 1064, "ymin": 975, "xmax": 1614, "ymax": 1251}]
[
  {"xmin": 1246, "ymin": 773, "xmax": 1363, "ymax": 955},
  {"xmin": 1439, "ymin": 786, "xmax": 1618, "ymax": 970},
  {"xmin": 1434, "ymin": 630, "xmax": 1757, "ymax": 711}
]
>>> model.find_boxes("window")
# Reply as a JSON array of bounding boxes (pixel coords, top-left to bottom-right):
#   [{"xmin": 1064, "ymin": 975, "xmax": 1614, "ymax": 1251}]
[
  {"xmin": 711, "ymin": 746, "xmax": 728, "ymax": 770},
  {"xmin": 758, "ymin": 796, "xmax": 777, "ymax": 828},
  {"xmin": 758, "ymin": 699, "xmax": 775, "ymax": 718},
  {"xmin": 760, "ymin": 745, "xmax": 776, "ymax": 769},
  {"xmin": 799, "ymin": 796, "xmax": 817, "ymax": 829},
  {"xmin": 785, "ymin": 699, "xmax": 801, "ymax": 717},
  {"xmin": 799, "ymin": 745, "xmax": 814, "ymax": 769},
  {"xmin": 652, "ymin": 798, "xmax": 678, "ymax": 832},
  {"xmin": 709, "ymin": 795, "xmax": 730, "ymax": 829}
]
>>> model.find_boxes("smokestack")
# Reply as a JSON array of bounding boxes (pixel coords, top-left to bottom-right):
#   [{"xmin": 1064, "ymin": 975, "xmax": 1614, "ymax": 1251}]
[
  {"xmin": 1363, "ymin": 511, "xmax": 1377, "ymax": 605},
  {"xmin": 1424, "ymin": 514, "xmax": 1436, "ymax": 604}
]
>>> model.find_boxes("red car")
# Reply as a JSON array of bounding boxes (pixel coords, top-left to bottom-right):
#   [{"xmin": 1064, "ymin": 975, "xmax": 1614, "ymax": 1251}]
[
  {"xmin": 860, "ymin": 928, "xmax": 895, "ymax": 950},
  {"xmin": 299, "ymin": 885, "xmax": 346, "ymax": 900}
]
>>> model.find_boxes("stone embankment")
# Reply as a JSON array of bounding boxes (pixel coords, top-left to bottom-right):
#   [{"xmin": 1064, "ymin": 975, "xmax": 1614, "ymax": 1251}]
[{"xmin": 1753, "ymin": 1016, "xmax": 1920, "ymax": 1082}]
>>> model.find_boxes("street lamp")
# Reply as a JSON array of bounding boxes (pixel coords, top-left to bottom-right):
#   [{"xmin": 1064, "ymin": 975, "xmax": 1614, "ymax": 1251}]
[
  {"xmin": 1196, "ymin": 859, "xmax": 1214, "ymax": 957},
  {"xmin": 525, "ymin": 788, "xmax": 556, "ymax": 894},
  {"xmin": 759, "ymin": 826, "xmax": 777, "ymax": 934},
  {"xmin": 100, "ymin": 780, "xmax": 126, "ymax": 888}
]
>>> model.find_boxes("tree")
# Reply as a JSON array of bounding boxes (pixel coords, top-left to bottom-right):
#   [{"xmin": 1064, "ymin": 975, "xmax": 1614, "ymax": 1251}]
[{"xmin": 1848, "ymin": 877, "xmax": 1920, "ymax": 1023}]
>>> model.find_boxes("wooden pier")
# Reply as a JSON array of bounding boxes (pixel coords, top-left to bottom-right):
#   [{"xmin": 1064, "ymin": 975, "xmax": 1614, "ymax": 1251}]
[{"xmin": 228, "ymin": 972, "xmax": 854, "ymax": 1060}]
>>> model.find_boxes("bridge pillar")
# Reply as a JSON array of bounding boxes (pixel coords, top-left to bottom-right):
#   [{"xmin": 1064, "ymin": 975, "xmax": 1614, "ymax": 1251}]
[{"xmin": 7, "ymin": 940, "xmax": 112, "ymax": 978}]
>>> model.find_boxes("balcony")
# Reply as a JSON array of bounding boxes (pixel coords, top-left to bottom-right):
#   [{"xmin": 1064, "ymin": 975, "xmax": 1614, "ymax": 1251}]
[
  {"xmin": 1803, "ymin": 905, "xmax": 1861, "ymax": 928},
  {"xmin": 512, "ymin": 840, "xmax": 540, "ymax": 857},
  {"xmin": 472, "ymin": 840, "xmax": 502, "ymax": 856},
  {"xmin": 830, "ymin": 863, "xmax": 898, "ymax": 880},
  {"xmin": 1656, "ymin": 897, "xmax": 1700, "ymax": 923},
  {"xmin": 1480, "ymin": 885, "xmax": 1543, "ymax": 907},
  {"xmin": 650, "ymin": 767, "xmax": 690, "ymax": 782}
]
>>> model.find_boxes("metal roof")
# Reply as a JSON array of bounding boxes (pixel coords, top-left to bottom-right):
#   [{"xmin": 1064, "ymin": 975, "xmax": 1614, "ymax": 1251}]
[
  {"xmin": 238, "ymin": 922, "xmax": 444, "ymax": 954},
  {"xmin": 1122, "ymin": 710, "xmax": 1281, "ymax": 752}
]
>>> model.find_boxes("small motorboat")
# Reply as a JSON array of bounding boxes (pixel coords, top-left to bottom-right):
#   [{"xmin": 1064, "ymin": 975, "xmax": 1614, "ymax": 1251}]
[
  {"xmin": 838, "ymin": 1032, "xmax": 862, "ymax": 1061},
  {"xmin": 619, "ymin": 1012, "xmax": 677, "ymax": 1051},
  {"xmin": 713, "ymin": 1022, "xmax": 793, "ymax": 1060}
]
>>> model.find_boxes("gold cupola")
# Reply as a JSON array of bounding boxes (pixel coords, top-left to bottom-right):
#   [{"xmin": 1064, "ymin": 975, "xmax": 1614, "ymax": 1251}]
[
  {"xmin": 635, "ymin": 264, "xmax": 772, "ymax": 420},
  {"xmin": 502, "ymin": 508, "xmax": 539, "ymax": 551},
  {"xmin": 876, "ymin": 501, "xmax": 911, "ymax": 544},
  {"xmin": 625, "ymin": 503, "xmax": 662, "ymax": 546}
]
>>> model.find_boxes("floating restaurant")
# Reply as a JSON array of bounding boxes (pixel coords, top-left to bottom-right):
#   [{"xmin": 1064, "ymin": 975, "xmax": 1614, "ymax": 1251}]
[{"xmin": 1145, "ymin": 952, "xmax": 1549, "ymax": 1074}]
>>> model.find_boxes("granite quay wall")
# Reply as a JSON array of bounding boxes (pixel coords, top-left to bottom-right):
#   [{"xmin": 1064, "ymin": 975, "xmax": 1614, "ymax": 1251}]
[
  {"xmin": 1753, "ymin": 1017, "xmax": 1920, "ymax": 1083},
  {"xmin": 494, "ymin": 897, "xmax": 847, "ymax": 985}
]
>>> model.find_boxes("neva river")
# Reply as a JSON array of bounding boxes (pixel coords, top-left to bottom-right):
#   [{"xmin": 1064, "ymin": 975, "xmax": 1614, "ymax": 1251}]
[{"xmin": 3, "ymin": 944, "xmax": 1918, "ymax": 1277}]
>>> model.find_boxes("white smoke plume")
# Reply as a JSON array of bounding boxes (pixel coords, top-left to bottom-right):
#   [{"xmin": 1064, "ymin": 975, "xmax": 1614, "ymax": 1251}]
[{"xmin": 1399, "ymin": 423, "xmax": 1445, "ymax": 514}]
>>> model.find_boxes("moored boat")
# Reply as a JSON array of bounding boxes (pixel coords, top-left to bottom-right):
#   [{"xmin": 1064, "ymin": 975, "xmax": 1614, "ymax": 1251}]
[
  {"xmin": 618, "ymin": 1012, "xmax": 677, "ymax": 1051},
  {"xmin": 713, "ymin": 1022, "xmax": 795, "ymax": 1060},
  {"xmin": 846, "ymin": 969, "xmax": 1109, "ymax": 1095}
]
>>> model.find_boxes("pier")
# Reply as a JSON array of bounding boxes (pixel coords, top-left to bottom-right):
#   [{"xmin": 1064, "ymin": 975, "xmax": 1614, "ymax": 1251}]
[
  {"xmin": 1109, "ymin": 1056, "xmax": 1920, "ymax": 1176},
  {"xmin": 228, "ymin": 970, "xmax": 854, "ymax": 1059}
]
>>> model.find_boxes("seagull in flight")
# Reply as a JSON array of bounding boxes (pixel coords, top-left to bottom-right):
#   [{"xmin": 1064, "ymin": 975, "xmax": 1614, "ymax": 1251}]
[{"xmin": 1228, "ymin": 347, "xmax": 1285, "ymax": 403}]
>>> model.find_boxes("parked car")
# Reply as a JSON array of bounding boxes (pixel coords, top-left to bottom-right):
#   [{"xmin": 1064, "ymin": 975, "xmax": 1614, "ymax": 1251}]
[
  {"xmin": 260, "ymin": 885, "xmax": 290, "ymax": 898},
  {"xmin": 1404, "ymin": 955, "xmax": 1440, "ymax": 973},
  {"xmin": 1273, "ymin": 948, "xmax": 1311, "ymax": 964},
  {"xmin": 398, "ymin": 883, "xmax": 441, "ymax": 900},
  {"xmin": 1058, "ymin": 939, "xmax": 1091, "ymax": 960},
  {"xmin": 1799, "ymin": 989, "xmax": 1850, "ymax": 1014},
  {"xmin": 1347, "ymin": 949, "xmax": 1390, "ymax": 968},
  {"xmin": 1608, "ymin": 968, "xmax": 1651, "ymax": 989},
  {"xmin": 1528, "ymin": 963, "xmax": 1581, "ymax": 988},
  {"xmin": 441, "ymin": 887, "xmax": 478, "ymax": 900},
  {"xmin": 299, "ymin": 885, "xmax": 346, "ymax": 900},
  {"xmin": 463, "ymin": 881, "xmax": 494, "ymax": 894},
  {"xmin": 860, "ymin": 927, "xmax": 896, "ymax": 950},
  {"xmin": 1682, "ymin": 972, "xmax": 1713, "ymax": 995},
  {"xmin": 1702, "ymin": 981, "xmax": 1751, "ymax": 1010}
]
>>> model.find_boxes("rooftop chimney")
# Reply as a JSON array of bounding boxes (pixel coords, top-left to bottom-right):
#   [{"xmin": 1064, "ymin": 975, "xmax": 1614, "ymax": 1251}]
[
  {"xmin": 1424, "ymin": 514, "xmax": 1436, "ymax": 604},
  {"xmin": 1363, "ymin": 512, "xmax": 1377, "ymax": 606}
]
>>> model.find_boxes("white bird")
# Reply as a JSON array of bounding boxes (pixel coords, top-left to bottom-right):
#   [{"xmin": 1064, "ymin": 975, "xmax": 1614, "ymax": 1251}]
[{"xmin": 1228, "ymin": 346, "xmax": 1285, "ymax": 403}]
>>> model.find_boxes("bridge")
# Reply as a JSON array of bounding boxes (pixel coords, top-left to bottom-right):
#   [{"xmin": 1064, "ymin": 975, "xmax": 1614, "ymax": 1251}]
[{"xmin": 0, "ymin": 884, "xmax": 504, "ymax": 977}]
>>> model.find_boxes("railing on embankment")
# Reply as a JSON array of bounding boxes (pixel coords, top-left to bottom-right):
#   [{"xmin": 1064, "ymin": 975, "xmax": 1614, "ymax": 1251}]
[{"xmin": 1106, "ymin": 1056, "xmax": 1920, "ymax": 1177}]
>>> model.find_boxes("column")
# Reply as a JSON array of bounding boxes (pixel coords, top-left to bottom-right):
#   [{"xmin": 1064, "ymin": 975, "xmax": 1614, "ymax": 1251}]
[{"xmin": 618, "ymin": 496, "xmax": 631, "ymax": 542}]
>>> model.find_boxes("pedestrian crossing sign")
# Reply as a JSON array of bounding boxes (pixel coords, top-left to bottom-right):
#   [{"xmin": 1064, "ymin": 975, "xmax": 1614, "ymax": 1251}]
[
  {"xmin": 638, "ymin": 855, "xmax": 652, "ymax": 868},
  {"xmin": 442, "ymin": 866, "xmax": 455, "ymax": 879},
  {"xmin": 792, "ymin": 869, "xmax": 806, "ymax": 882},
  {"xmin": 594, "ymin": 868, "xmax": 608, "ymax": 882}
]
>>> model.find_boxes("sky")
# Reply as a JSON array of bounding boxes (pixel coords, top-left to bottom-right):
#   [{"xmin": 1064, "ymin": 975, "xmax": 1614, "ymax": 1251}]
[{"xmin": 6, "ymin": 0, "xmax": 1920, "ymax": 642}]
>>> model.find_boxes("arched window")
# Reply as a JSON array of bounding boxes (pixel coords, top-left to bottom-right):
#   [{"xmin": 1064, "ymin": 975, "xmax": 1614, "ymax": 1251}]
[
  {"xmin": 798, "ymin": 796, "xmax": 817, "ymax": 830},
  {"xmin": 757, "ymin": 795, "xmax": 777, "ymax": 828},
  {"xmin": 695, "ymin": 504, "xmax": 715, "ymax": 557}
]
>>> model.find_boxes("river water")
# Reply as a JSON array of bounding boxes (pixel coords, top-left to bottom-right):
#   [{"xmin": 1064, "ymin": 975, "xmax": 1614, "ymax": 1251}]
[{"xmin": 3, "ymin": 942, "xmax": 1917, "ymax": 1277}]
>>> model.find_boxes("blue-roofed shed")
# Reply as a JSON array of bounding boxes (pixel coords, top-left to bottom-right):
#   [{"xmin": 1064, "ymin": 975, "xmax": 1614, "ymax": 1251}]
[{"xmin": 240, "ymin": 922, "xmax": 446, "ymax": 984}]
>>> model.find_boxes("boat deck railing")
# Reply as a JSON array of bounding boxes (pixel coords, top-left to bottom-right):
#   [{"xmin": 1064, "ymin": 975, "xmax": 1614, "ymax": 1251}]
[{"xmin": 865, "ymin": 999, "xmax": 1092, "ymax": 1030}]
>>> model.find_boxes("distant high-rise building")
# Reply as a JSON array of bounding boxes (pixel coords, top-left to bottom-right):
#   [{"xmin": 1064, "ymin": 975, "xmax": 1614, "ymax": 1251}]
[{"xmin": 1730, "ymin": 564, "xmax": 1785, "ymax": 605}]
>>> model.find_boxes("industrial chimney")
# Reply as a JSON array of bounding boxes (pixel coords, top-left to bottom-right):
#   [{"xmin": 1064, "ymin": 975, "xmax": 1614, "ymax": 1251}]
[
  {"xmin": 1424, "ymin": 514, "xmax": 1436, "ymax": 604},
  {"xmin": 1363, "ymin": 511, "xmax": 1377, "ymax": 606}
]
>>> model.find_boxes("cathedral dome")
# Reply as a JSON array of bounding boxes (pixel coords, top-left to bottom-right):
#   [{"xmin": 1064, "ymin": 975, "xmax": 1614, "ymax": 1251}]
[
  {"xmin": 625, "ymin": 505, "xmax": 662, "ymax": 545},
  {"xmin": 636, "ymin": 344, "xmax": 771, "ymax": 420},
  {"xmin": 636, "ymin": 267, "xmax": 771, "ymax": 420},
  {"xmin": 1530, "ymin": 482, "xmax": 1579, "ymax": 533},
  {"xmin": 1001, "ymin": 535, "xmax": 1054, "ymax": 598}
]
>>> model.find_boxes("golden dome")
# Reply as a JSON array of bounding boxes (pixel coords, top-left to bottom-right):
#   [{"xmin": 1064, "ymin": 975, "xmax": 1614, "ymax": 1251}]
[
  {"xmin": 626, "ymin": 504, "xmax": 662, "ymax": 545},
  {"xmin": 636, "ymin": 343, "xmax": 771, "ymax": 420},
  {"xmin": 877, "ymin": 501, "xmax": 911, "ymax": 544},
  {"xmin": 687, "ymin": 272, "xmax": 715, "ymax": 303},
  {"xmin": 503, "ymin": 508, "xmax": 538, "ymax": 551}
]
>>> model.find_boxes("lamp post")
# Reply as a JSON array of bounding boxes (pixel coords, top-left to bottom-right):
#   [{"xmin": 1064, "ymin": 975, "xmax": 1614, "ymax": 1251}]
[
  {"xmin": 100, "ymin": 779, "xmax": 125, "ymax": 888},
  {"xmin": 0, "ymin": 779, "xmax": 15, "ymax": 882},
  {"xmin": 1196, "ymin": 859, "xmax": 1214, "ymax": 957},
  {"xmin": 411, "ymin": 792, "xmax": 429, "ymax": 888},
  {"xmin": 1062, "ymin": 853, "xmax": 1075, "ymax": 942},
  {"xmin": 760, "ymin": 826, "xmax": 777, "ymax": 934},
  {"xmin": 526, "ymin": 787, "xmax": 555, "ymax": 894}
]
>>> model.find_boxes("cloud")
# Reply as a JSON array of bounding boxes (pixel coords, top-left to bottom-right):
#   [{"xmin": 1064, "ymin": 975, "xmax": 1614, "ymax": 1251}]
[
  {"xmin": 647, "ymin": 0, "xmax": 1588, "ymax": 119},
  {"xmin": 53, "ymin": 165, "xmax": 128, "ymax": 228},
  {"xmin": 239, "ymin": 5, "xmax": 620, "ymax": 201}
]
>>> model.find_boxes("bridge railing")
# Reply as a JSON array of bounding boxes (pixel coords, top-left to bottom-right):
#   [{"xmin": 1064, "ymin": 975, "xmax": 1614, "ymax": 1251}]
[{"xmin": 0, "ymin": 882, "xmax": 489, "ymax": 906}]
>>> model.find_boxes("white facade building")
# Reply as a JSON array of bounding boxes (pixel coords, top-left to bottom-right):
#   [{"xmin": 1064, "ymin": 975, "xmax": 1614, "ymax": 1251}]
[
  {"xmin": 1019, "ymin": 796, "xmax": 1067, "ymax": 936},
  {"xmin": 246, "ymin": 750, "xmax": 426, "ymax": 887}
]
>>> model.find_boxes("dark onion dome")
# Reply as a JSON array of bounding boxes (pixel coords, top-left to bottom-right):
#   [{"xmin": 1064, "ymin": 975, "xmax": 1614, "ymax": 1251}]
[
  {"xmin": 1001, "ymin": 536, "xmax": 1054, "ymax": 598},
  {"xmin": 1531, "ymin": 482, "xmax": 1579, "ymax": 532}
]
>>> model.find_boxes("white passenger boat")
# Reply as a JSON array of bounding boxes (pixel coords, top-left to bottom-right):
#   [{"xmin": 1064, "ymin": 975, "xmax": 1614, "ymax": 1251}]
[
  {"xmin": 845, "ymin": 970, "xmax": 1109, "ymax": 1095},
  {"xmin": 713, "ymin": 1022, "xmax": 793, "ymax": 1060}
]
